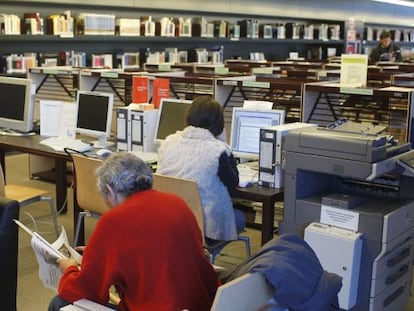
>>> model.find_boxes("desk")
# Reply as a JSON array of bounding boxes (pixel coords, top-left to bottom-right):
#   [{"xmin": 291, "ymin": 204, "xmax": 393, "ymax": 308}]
[
  {"xmin": 0, "ymin": 136, "xmax": 284, "ymax": 246},
  {"xmin": 230, "ymin": 184, "xmax": 283, "ymax": 245},
  {"xmin": 0, "ymin": 135, "xmax": 70, "ymax": 214}
]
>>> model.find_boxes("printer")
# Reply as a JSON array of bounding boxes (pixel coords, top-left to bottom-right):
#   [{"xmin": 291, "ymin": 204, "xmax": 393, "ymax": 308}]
[{"xmin": 279, "ymin": 121, "xmax": 414, "ymax": 311}]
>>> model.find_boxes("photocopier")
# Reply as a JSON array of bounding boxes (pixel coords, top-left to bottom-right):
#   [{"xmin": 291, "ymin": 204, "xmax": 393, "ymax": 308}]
[{"xmin": 279, "ymin": 121, "xmax": 414, "ymax": 311}]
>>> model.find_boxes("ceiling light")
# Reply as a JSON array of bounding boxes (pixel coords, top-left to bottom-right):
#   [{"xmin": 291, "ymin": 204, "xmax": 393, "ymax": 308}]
[{"xmin": 372, "ymin": 0, "xmax": 414, "ymax": 7}]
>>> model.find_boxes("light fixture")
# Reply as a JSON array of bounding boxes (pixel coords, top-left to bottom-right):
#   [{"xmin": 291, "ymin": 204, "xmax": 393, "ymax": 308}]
[{"xmin": 372, "ymin": 0, "xmax": 414, "ymax": 7}]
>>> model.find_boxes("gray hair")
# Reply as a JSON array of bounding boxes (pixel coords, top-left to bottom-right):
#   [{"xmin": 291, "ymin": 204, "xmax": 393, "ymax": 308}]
[{"xmin": 96, "ymin": 152, "xmax": 153, "ymax": 199}]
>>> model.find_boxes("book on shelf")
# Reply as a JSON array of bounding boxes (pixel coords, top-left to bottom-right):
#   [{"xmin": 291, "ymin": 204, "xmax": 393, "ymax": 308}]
[
  {"xmin": 0, "ymin": 13, "xmax": 21, "ymax": 35},
  {"xmin": 14, "ymin": 219, "xmax": 82, "ymax": 292},
  {"xmin": 45, "ymin": 11, "xmax": 74, "ymax": 37},
  {"xmin": 23, "ymin": 12, "xmax": 44, "ymax": 35}
]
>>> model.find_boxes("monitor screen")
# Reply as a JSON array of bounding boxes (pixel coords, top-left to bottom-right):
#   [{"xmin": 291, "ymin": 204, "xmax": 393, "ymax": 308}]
[
  {"xmin": 0, "ymin": 76, "xmax": 34, "ymax": 133},
  {"xmin": 154, "ymin": 98, "xmax": 192, "ymax": 142},
  {"xmin": 75, "ymin": 91, "xmax": 114, "ymax": 147},
  {"xmin": 230, "ymin": 108, "xmax": 285, "ymax": 160}
]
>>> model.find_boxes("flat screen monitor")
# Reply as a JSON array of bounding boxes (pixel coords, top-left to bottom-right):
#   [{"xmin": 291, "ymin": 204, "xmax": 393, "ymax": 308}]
[
  {"xmin": 75, "ymin": 91, "xmax": 114, "ymax": 147},
  {"xmin": 154, "ymin": 98, "xmax": 192, "ymax": 143},
  {"xmin": 230, "ymin": 108, "xmax": 285, "ymax": 160},
  {"xmin": 0, "ymin": 76, "xmax": 34, "ymax": 134}
]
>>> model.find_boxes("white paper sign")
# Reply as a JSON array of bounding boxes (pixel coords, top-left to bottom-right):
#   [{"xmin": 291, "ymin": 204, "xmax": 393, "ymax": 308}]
[
  {"xmin": 320, "ymin": 205, "xmax": 359, "ymax": 231},
  {"xmin": 40, "ymin": 100, "xmax": 76, "ymax": 138},
  {"xmin": 340, "ymin": 54, "xmax": 368, "ymax": 87},
  {"xmin": 58, "ymin": 104, "xmax": 77, "ymax": 138},
  {"xmin": 243, "ymin": 100, "xmax": 273, "ymax": 110},
  {"xmin": 40, "ymin": 100, "xmax": 63, "ymax": 137}
]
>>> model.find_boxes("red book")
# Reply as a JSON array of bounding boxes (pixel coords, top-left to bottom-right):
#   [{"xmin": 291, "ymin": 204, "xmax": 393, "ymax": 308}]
[
  {"xmin": 152, "ymin": 78, "xmax": 170, "ymax": 108},
  {"xmin": 132, "ymin": 76, "xmax": 149, "ymax": 104}
]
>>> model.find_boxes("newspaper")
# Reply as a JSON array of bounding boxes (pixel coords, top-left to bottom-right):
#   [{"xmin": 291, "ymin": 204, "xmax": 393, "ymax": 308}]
[{"xmin": 14, "ymin": 219, "xmax": 82, "ymax": 292}]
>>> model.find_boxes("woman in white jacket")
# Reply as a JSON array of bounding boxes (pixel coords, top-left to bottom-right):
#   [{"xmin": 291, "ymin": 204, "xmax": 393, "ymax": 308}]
[{"xmin": 157, "ymin": 96, "xmax": 244, "ymax": 242}]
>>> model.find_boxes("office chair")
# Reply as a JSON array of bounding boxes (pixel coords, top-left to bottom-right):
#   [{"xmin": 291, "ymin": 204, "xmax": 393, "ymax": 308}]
[
  {"xmin": 0, "ymin": 196, "xmax": 20, "ymax": 311},
  {"xmin": 0, "ymin": 163, "xmax": 59, "ymax": 237},
  {"xmin": 210, "ymin": 273, "xmax": 275, "ymax": 311},
  {"xmin": 153, "ymin": 173, "xmax": 251, "ymax": 263},
  {"xmin": 71, "ymin": 153, "xmax": 109, "ymax": 246}
]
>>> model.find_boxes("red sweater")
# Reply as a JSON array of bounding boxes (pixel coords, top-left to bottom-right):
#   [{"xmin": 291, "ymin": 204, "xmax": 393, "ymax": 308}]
[{"xmin": 58, "ymin": 189, "xmax": 219, "ymax": 311}]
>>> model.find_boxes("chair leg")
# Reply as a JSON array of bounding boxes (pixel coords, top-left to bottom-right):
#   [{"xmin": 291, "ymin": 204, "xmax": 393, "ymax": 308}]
[
  {"xmin": 238, "ymin": 236, "xmax": 251, "ymax": 258},
  {"xmin": 40, "ymin": 196, "xmax": 59, "ymax": 238},
  {"xmin": 204, "ymin": 248, "xmax": 214, "ymax": 264},
  {"xmin": 74, "ymin": 211, "xmax": 88, "ymax": 247}
]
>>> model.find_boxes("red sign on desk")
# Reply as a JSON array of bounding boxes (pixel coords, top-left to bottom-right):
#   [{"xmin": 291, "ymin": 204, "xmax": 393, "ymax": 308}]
[{"xmin": 152, "ymin": 78, "xmax": 169, "ymax": 108}]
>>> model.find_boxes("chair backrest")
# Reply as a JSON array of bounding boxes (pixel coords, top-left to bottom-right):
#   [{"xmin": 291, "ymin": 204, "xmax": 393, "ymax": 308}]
[
  {"xmin": 71, "ymin": 154, "xmax": 109, "ymax": 215},
  {"xmin": 210, "ymin": 273, "xmax": 274, "ymax": 311},
  {"xmin": 0, "ymin": 163, "xmax": 6, "ymax": 197},
  {"xmin": 152, "ymin": 173, "xmax": 204, "ymax": 238}
]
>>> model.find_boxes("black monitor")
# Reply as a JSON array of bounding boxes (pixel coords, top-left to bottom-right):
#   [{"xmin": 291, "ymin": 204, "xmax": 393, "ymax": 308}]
[
  {"xmin": 154, "ymin": 98, "xmax": 192, "ymax": 143},
  {"xmin": 75, "ymin": 91, "xmax": 114, "ymax": 147}
]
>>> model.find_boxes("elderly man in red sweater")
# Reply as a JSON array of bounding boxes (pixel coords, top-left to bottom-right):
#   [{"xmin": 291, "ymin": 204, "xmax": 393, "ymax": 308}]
[{"xmin": 48, "ymin": 152, "xmax": 219, "ymax": 311}]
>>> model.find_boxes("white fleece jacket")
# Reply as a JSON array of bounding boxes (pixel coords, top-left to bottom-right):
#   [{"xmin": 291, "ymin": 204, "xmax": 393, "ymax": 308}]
[{"xmin": 157, "ymin": 126, "xmax": 238, "ymax": 241}]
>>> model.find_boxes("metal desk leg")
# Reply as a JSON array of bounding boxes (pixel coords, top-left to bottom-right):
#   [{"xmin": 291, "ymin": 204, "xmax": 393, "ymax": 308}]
[
  {"xmin": 261, "ymin": 197, "xmax": 276, "ymax": 245},
  {"xmin": 54, "ymin": 159, "xmax": 67, "ymax": 214}
]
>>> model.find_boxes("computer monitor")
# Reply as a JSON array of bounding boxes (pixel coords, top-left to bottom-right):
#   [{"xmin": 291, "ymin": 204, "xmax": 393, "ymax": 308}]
[
  {"xmin": 230, "ymin": 108, "xmax": 285, "ymax": 160},
  {"xmin": 154, "ymin": 98, "xmax": 192, "ymax": 143},
  {"xmin": 0, "ymin": 76, "xmax": 35, "ymax": 134},
  {"xmin": 75, "ymin": 90, "xmax": 114, "ymax": 148}
]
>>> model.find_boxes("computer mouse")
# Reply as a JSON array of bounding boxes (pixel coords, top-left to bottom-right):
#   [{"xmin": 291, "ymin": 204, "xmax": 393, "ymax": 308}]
[{"xmin": 96, "ymin": 148, "xmax": 113, "ymax": 157}]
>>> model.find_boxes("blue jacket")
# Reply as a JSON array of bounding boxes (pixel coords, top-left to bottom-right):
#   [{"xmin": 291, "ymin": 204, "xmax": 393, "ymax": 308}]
[{"xmin": 224, "ymin": 234, "xmax": 342, "ymax": 310}]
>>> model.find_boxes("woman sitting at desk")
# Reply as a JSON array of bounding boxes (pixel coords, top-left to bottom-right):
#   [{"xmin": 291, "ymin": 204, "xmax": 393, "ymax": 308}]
[{"xmin": 157, "ymin": 96, "xmax": 244, "ymax": 242}]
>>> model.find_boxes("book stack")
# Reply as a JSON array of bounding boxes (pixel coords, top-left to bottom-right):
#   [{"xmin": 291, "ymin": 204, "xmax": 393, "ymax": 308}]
[
  {"xmin": 192, "ymin": 17, "xmax": 214, "ymax": 38},
  {"xmin": 121, "ymin": 52, "xmax": 140, "ymax": 70},
  {"xmin": 178, "ymin": 17, "xmax": 192, "ymax": 37},
  {"xmin": 71, "ymin": 51, "xmax": 87, "ymax": 67},
  {"xmin": 91, "ymin": 54, "xmax": 113, "ymax": 68},
  {"xmin": 6, "ymin": 54, "xmax": 37, "ymax": 74},
  {"xmin": 0, "ymin": 14, "xmax": 21, "ymax": 35},
  {"xmin": 116, "ymin": 18, "xmax": 140, "ymax": 36},
  {"xmin": 76, "ymin": 13, "xmax": 115, "ymax": 35},
  {"xmin": 45, "ymin": 11, "xmax": 74, "ymax": 37},
  {"xmin": 214, "ymin": 20, "xmax": 227, "ymax": 38},
  {"xmin": 239, "ymin": 20, "xmax": 259, "ymax": 39},
  {"xmin": 156, "ymin": 17, "xmax": 175, "ymax": 37},
  {"xmin": 140, "ymin": 16, "xmax": 155, "ymax": 37},
  {"xmin": 23, "ymin": 12, "xmax": 44, "ymax": 35}
]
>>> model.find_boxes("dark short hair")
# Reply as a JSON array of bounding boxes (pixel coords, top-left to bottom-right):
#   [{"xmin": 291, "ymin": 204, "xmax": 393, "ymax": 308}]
[
  {"xmin": 185, "ymin": 96, "xmax": 224, "ymax": 136},
  {"xmin": 380, "ymin": 30, "xmax": 391, "ymax": 39}
]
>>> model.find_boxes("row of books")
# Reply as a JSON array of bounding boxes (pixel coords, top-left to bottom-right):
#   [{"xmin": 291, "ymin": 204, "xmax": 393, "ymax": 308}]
[
  {"xmin": 0, "ymin": 46, "xmax": 225, "ymax": 73},
  {"xmin": 0, "ymin": 11, "xmax": 73, "ymax": 36},
  {"xmin": 365, "ymin": 27, "xmax": 414, "ymax": 43},
  {"xmin": 0, "ymin": 11, "xmax": 343, "ymax": 40}
]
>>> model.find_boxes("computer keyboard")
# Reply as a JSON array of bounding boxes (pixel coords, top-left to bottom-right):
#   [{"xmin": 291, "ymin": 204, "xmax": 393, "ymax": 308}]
[
  {"xmin": 128, "ymin": 151, "xmax": 158, "ymax": 163},
  {"xmin": 237, "ymin": 164, "xmax": 259, "ymax": 187},
  {"xmin": 39, "ymin": 137, "xmax": 93, "ymax": 152}
]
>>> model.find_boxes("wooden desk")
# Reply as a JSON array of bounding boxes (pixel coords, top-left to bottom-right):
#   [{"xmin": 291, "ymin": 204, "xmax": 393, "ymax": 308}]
[
  {"xmin": 231, "ymin": 184, "xmax": 284, "ymax": 245},
  {"xmin": 0, "ymin": 135, "xmax": 70, "ymax": 214},
  {"xmin": 0, "ymin": 136, "xmax": 284, "ymax": 246}
]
